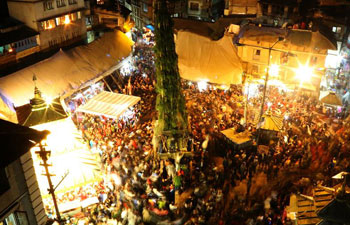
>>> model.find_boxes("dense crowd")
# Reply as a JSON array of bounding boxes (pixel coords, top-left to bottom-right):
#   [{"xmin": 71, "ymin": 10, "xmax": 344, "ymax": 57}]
[{"xmin": 49, "ymin": 31, "xmax": 350, "ymax": 225}]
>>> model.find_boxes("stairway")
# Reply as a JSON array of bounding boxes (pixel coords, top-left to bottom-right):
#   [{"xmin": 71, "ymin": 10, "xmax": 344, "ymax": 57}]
[
  {"xmin": 296, "ymin": 194, "xmax": 320, "ymax": 225},
  {"xmin": 313, "ymin": 186, "xmax": 334, "ymax": 213}
]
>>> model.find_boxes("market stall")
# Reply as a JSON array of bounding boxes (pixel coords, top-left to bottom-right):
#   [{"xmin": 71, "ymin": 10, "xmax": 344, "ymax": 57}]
[
  {"xmin": 221, "ymin": 128, "xmax": 252, "ymax": 150},
  {"xmin": 75, "ymin": 91, "xmax": 141, "ymax": 119}
]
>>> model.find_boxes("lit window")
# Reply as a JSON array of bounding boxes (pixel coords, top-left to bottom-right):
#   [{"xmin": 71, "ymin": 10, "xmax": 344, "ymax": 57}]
[
  {"xmin": 70, "ymin": 13, "xmax": 77, "ymax": 21},
  {"xmin": 143, "ymin": 3, "xmax": 148, "ymax": 12},
  {"xmin": 77, "ymin": 11, "xmax": 81, "ymax": 19},
  {"xmin": 64, "ymin": 15, "xmax": 70, "ymax": 24},
  {"xmin": 42, "ymin": 19, "xmax": 56, "ymax": 30},
  {"xmin": 68, "ymin": 0, "xmax": 77, "ymax": 5},
  {"xmin": 190, "ymin": 2, "xmax": 199, "ymax": 11},
  {"xmin": 332, "ymin": 26, "xmax": 342, "ymax": 33},
  {"xmin": 55, "ymin": 17, "xmax": 61, "ymax": 26}
]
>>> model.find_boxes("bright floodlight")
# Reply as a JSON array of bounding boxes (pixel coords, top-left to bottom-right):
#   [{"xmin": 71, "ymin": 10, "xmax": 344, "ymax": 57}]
[
  {"xmin": 269, "ymin": 64, "xmax": 280, "ymax": 77},
  {"xmin": 197, "ymin": 80, "xmax": 208, "ymax": 92},
  {"xmin": 296, "ymin": 65, "xmax": 313, "ymax": 83},
  {"xmin": 44, "ymin": 96, "xmax": 53, "ymax": 105}
]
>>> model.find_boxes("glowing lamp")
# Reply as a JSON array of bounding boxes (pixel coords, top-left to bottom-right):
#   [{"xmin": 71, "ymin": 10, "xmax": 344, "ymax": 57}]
[
  {"xmin": 8, "ymin": 48, "xmax": 13, "ymax": 53},
  {"xmin": 295, "ymin": 65, "xmax": 313, "ymax": 83},
  {"xmin": 197, "ymin": 80, "xmax": 208, "ymax": 92},
  {"xmin": 44, "ymin": 96, "xmax": 53, "ymax": 105}
]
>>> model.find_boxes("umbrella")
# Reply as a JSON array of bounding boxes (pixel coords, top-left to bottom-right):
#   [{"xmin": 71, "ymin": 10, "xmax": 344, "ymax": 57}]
[{"xmin": 320, "ymin": 92, "xmax": 342, "ymax": 106}]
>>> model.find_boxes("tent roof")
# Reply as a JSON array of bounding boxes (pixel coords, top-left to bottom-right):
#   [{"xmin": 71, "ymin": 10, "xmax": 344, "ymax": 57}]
[
  {"xmin": 320, "ymin": 92, "xmax": 342, "ymax": 106},
  {"xmin": 255, "ymin": 112, "xmax": 283, "ymax": 131},
  {"xmin": 0, "ymin": 119, "xmax": 48, "ymax": 168},
  {"xmin": 76, "ymin": 91, "xmax": 140, "ymax": 119},
  {"xmin": 175, "ymin": 31, "xmax": 243, "ymax": 85},
  {"xmin": 221, "ymin": 128, "xmax": 251, "ymax": 145},
  {"xmin": 0, "ymin": 30, "xmax": 133, "ymax": 110}
]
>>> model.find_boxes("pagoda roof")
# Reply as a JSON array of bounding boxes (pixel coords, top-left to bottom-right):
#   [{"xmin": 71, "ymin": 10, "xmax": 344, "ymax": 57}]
[{"xmin": 15, "ymin": 97, "xmax": 68, "ymax": 127}]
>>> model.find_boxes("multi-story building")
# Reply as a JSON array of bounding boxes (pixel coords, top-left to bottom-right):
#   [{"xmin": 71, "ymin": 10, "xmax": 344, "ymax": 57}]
[
  {"xmin": 0, "ymin": 119, "xmax": 48, "ymax": 225},
  {"xmin": 187, "ymin": 0, "xmax": 225, "ymax": 21},
  {"xmin": 314, "ymin": 0, "xmax": 350, "ymax": 94},
  {"xmin": 236, "ymin": 25, "xmax": 336, "ymax": 92},
  {"xmin": 256, "ymin": 0, "xmax": 302, "ymax": 27},
  {"xmin": 0, "ymin": 17, "xmax": 40, "ymax": 69},
  {"xmin": 7, "ymin": 0, "xmax": 88, "ymax": 50},
  {"xmin": 224, "ymin": 0, "xmax": 258, "ymax": 16}
]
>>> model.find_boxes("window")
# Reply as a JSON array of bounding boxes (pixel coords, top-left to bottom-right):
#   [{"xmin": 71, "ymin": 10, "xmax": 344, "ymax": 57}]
[
  {"xmin": 332, "ymin": 26, "xmax": 342, "ymax": 34},
  {"xmin": 41, "ymin": 19, "xmax": 56, "ymax": 30},
  {"xmin": 253, "ymin": 49, "xmax": 261, "ymax": 60},
  {"xmin": 77, "ymin": 11, "xmax": 81, "ymax": 19},
  {"xmin": 56, "ymin": 0, "xmax": 66, "ymax": 8},
  {"xmin": 70, "ymin": 13, "xmax": 77, "ymax": 22},
  {"xmin": 252, "ymin": 65, "xmax": 259, "ymax": 74},
  {"xmin": 190, "ymin": 2, "xmax": 199, "ymax": 11},
  {"xmin": 272, "ymin": 5, "xmax": 284, "ymax": 15},
  {"xmin": 16, "ymin": 212, "xmax": 29, "ymax": 225},
  {"xmin": 143, "ymin": 3, "xmax": 148, "ymax": 12},
  {"xmin": 262, "ymin": 3, "xmax": 268, "ymax": 15},
  {"xmin": 43, "ymin": 1, "xmax": 54, "ymax": 11},
  {"xmin": 68, "ymin": 0, "xmax": 77, "ymax": 5},
  {"xmin": 2, "ymin": 212, "xmax": 29, "ymax": 225},
  {"xmin": 310, "ymin": 56, "xmax": 317, "ymax": 66},
  {"xmin": 280, "ymin": 52, "xmax": 289, "ymax": 65}
]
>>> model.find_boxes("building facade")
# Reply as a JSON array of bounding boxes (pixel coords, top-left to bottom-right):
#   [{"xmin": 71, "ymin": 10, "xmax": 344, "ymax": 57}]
[
  {"xmin": 236, "ymin": 25, "xmax": 336, "ymax": 91},
  {"xmin": 187, "ymin": 0, "xmax": 225, "ymax": 21},
  {"xmin": 0, "ymin": 121, "xmax": 48, "ymax": 225},
  {"xmin": 0, "ymin": 18, "xmax": 40, "ymax": 69},
  {"xmin": 7, "ymin": 0, "xmax": 88, "ymax": 50},
  {"xmin": 224, "ymin": 0, "xmax": 258, "ymax": 16},
  {"xmin": 314, "ymin": 0, "xmax": 350, "ymax": 96},
  {"xmin": 256, "ymin": 0, "xmax": 301, "ymax": 27}
]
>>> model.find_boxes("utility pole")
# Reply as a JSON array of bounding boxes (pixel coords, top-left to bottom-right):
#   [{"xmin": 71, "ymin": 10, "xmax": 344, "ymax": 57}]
[
  {"xmin": 35, "ymin": 143, "xmax": 61, "ymax": 223},
  {"xmin": 257, "ymin": 37, "xmax": 284, "ymax": 143}
]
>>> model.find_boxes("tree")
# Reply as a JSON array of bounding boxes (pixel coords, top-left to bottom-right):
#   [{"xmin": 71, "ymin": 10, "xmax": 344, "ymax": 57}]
[{"xmin": 153, "ymin": 0, "xmax": 188, "ymax": 154}]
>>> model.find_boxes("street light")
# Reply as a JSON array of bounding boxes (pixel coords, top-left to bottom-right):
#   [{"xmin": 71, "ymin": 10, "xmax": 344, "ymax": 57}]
[{"xmin": 295, "ymin": 65, "xmax": 314, "ymax": 83}]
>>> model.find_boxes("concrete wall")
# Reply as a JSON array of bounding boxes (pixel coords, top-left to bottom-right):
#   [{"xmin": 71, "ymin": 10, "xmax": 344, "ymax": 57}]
[{"xmin": 7, "ymin": 2, "xmax": 37, "ymax": 30}]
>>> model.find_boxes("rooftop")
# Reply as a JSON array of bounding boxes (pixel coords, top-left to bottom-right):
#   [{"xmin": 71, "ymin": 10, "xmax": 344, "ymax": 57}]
[{"xmin": 0, "ymin": 119, "xmax": 48, "ymax": 168}]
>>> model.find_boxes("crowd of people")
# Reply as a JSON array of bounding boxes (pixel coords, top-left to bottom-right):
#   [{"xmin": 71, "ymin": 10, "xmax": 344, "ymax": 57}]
[{"xmin": 46, "ymin": 30, "xmax": 350, "ymax": 225}]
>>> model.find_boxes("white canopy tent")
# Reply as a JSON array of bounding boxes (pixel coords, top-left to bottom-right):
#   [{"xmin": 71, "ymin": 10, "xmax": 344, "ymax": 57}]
[
  {"xmin": 0, "ymin": 30, "xmax": 133, "ymax": 122},
  {"xmin": 30, "ymin": 118, "xmax": 102, "ymax": 195},
  {"xmin": 175, "ymin": 30, "xmax": 243, "ymax": 85},
  {"xmin": 76, "ymin": 91, "xmax": 141, "ymax": 119}
]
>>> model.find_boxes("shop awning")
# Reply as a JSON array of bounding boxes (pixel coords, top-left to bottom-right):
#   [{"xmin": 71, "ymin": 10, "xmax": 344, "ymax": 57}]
[{"xmin": 76, "ymin": 91, "xmax": 140, "ymax": 119}]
